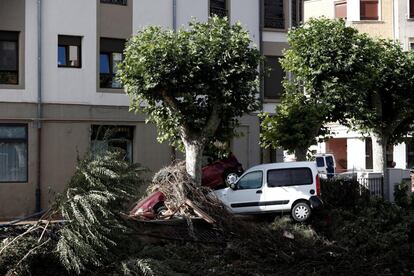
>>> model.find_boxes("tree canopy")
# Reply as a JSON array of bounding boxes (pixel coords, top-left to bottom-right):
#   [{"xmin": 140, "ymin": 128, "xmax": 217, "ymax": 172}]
[
  {"xmin": 261, "ymin": 18, "xmax": 414, "ymax": 170},
  {"xmin": 118, "ymin": 17, "xmax": 261, "ymax": 183}
]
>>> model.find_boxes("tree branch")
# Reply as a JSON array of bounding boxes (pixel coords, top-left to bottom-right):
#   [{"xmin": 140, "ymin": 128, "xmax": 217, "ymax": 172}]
[{"xmin": 201, "ymin": 104, "xmax": 221, "ymax": 141}]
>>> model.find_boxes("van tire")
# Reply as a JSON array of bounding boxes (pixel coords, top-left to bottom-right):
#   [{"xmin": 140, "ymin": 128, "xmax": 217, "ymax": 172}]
[{"xmin": 291, "ymin": 201, "xmax": 311, "ymax": 222}]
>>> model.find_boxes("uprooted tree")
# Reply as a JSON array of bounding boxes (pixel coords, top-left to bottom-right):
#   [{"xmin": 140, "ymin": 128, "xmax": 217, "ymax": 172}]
[
  {"xmin": 272, "ymin": 18, "xmax": 414, "ymax": 173},
  {"xmin": 118, "ymin": 17, "xmax": 261, "ymax": 184}
]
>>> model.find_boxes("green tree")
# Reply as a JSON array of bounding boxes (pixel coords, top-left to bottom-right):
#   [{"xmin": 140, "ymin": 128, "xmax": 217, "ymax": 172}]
[
  {"xmin": 261, "ymin": 18, "xmax": 375, "ymax": 161},
  {"xmin": 260, "ymin": 83, "xmax": 329, "ymax": 161},
  {"xmin": 118, "ymin": 17, "xmax": 261, "ymax": 184},
  {"xmin": 278, "ymin": 18, "xmax": 414, "ymax": 174}
]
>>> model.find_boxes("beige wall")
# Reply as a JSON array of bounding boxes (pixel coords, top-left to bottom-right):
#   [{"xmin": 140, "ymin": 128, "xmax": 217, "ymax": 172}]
[
  {"xmin": 0, "ymin": 103, "xmax": 261, "ymax": 219},
  {"xmin": 304, "ymin": 0, "xmax": 334, "ymax": 21},
  {"xmin": 99, "ymin": 0, "xmax": 133, "ymax": 39},
  {"xmin": 263, "ymin": 41, "xmax": 290, "ymax": 56},
  {"xmin": 352, "ymin": 0, "xmax": 394, "ymax": 39}
]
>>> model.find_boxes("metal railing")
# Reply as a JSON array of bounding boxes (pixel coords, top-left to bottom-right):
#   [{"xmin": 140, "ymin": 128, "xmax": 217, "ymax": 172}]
[{"xmin": 358, "ymin": 176, "xmax": 384, "ymax": 198}]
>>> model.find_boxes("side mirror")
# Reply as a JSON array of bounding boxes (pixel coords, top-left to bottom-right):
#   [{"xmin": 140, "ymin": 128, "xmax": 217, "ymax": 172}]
[{"xmin": 229, "ymin": 183, "xmax": 238, "ymax": 190}]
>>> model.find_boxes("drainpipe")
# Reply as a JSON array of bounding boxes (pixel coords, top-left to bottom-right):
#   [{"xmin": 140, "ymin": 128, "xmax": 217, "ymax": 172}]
[
  {"xmin": 173, "ymin": 0, "xmax": 177, "ymax": 31},
  {"xmin": 36, "ymin": 0, "xmax": 43, "ymax": 213},
  {"xmin": 170, "ymin": 0, "xmax": 177, "ymax": 162},
  {"xmin": 259, "ymin": 0, "xmax": 264, "ymax": 163},
  {"xmin": 259, "ymin": 0, "xmax": 264, "ymax": 106}
]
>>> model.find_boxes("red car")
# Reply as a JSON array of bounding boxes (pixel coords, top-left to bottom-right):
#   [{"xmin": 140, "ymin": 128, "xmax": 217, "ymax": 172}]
[
  {"xmin": 202, "ymin": 153, "xmax": 244, "ymax": 189},
  {"xmin": 130, "ymin": 154, "xmax": 243, "ymax": 219}
]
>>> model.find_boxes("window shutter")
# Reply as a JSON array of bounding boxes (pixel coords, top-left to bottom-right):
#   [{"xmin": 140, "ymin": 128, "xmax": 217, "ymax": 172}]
[
  {"xmin": 335, "ymin": 1, "xmax": 347, "ymax": 19},
  {"xmin": 410, "ymin": 0, "xmax": 414, "ymax": 18},
  {"xmin": 360, "ymin": 0, "xmax": 378, "ymax": 20}
]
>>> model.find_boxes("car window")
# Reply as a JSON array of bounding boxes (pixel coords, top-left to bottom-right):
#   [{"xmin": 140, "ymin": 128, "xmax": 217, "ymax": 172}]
[
  {"xmin": 237, "ymin": 171, "xmax": 263, "ymax": 190},
  {"xmin": 326, "ymin": 156, "xmax": 334, "ymax": 166},
  {"xmin": 316, "ymin": 157, "xmax": 325, "ymax": 167},
  {"xmin": 267, "ymin": 168, "xmax": 313, "ymax": 187}
]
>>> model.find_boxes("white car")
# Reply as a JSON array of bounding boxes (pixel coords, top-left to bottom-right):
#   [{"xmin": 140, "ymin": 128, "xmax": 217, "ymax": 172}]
[{"xmin": 213, "ymin": 162, "xmax": 323, "ymax": 222}]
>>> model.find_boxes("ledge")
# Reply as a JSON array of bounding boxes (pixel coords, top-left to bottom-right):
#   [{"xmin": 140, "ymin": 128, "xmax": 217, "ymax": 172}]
[{"xmin": 350, "ymin": 20, "xmax": 385, "ymax": 24}]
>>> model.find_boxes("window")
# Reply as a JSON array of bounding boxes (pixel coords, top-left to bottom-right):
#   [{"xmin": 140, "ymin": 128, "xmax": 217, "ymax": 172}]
[
  {"xmin": 264, "ymin": 0, "xmax": 285, "ymax": 29},
  {"xmin": 210, "ymin": 0, "xmax": 228, "ymax": 18},
  {"xmin": 0, "ymin": 125, "xmax": 27, "ymax": 182},
  {"xmin": 91, "ymin": 125, "xmax": 134, "ymax": 162},
  {"xmin": 100, "ymin": 0, "xmax": 127, "ymax": 5},
  {"xmin": 264, "ymin": 56, "xmax": 284, "ymax": 99},
  {"xmin": 100, "ymin": 38, "xmax": 125, "ymax": 89},
  {"xmin": 58, "ymin": 35, "xmax": 81, "ymax": 68},
  {"xmin": 267, "ymin": 168, "xmax": 313, "ymax": 187},
  {"xmin": 410, "ymin": 0, "xmax": 414, "ymax": 19},
  {"xmin": 335, "ymin": 1, "xmax": 347, "ymax": 19},
  {"xmin": 237, "ymin": 171, "xmax": 263, "ymax": 190},
  {"xmin": 316, "ymin": 157, "xmax": 325, "ymax": 167},
  {"xmin": 406, "ymin": 139, "xmax": 414, "ymax": 168},
  {"xmin": 291, "ymin": 0, "xmax": 303, "ymax": 27},
  {"xmin": 0, "ymin": 31, "xmax": 19, "ymax": 85},
  {"xmin": 360, "ymin": 0, "xmax": 378, "ymax": 20},
  {"xmin": 410, "ymin": 42, "xmax": 414, "ymax": 50}
]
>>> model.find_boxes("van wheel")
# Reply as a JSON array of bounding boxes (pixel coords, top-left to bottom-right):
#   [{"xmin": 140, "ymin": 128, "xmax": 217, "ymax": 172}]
[{"xmin": 291, "ymin": 202, "xmax": 311, "ymax": 222}]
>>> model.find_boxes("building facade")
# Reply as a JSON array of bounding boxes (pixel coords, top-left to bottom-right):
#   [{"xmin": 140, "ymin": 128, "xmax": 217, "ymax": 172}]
[
  {"xmin": 0, "ymin": 0, "xmax": 302, "ymax": 219},
  {"xmin": 304, "ymin": 0, "xmax": 414, "ymax": 173}
]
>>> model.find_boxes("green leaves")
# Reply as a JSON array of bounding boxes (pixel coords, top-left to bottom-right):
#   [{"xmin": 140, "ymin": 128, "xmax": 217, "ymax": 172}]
[
  {"xmin": 267, "ymin": 18, "xmax": 414, "ymax": 160},
  {"xmin": 57, "ymin": 151, "xmax": 146, "ymax": 274},
  {"xmin": 118, "ymin": 16, "xmax": 261, "ymax": 150}
]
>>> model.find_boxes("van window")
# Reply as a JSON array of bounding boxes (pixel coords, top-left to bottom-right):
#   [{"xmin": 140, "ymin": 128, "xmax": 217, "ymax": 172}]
[
  {"xmin": 316, "ymin": 157, "xmax": 325, "ymax": 167},
  {"xmin": 326, "ymin": 156, "xmax": 334, "ymax": 166},
  {"xmin": 267, "ymin": 168, "xmax": 313, "ymax": 187},
  {"xmin": 238, "ymin": 171, "xmax": 263, "ymax": 190}
]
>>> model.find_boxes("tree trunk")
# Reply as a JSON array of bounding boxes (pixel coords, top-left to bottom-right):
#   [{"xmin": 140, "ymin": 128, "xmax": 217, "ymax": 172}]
[
  {"xmin": 371, "ymin": 134, "xmax": 387, "ymax": 174},
  {"xmin": 183, "ymin": 139, "xmax": 204, "ymax": 185},
  {"xmin": 295, "ymin": 147, "xmax": 307, "ymax": 161}
]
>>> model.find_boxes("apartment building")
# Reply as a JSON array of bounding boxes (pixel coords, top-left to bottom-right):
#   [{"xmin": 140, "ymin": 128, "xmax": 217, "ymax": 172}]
[
  {"xmin": 0, "ymin": 0, "xmax": 302, "ymax": 219},
  {"xmin": 304, "ymin": 0, "xmax": 414, "ymax": 172}
]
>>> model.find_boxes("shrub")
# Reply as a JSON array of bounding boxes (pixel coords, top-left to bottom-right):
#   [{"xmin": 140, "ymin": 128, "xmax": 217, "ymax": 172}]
[
  {"xmin": 394, "ymin": 181, "xmax": 412, "ymax": 209},
  {"xmin": 320, "ymin": 178, "xmax": 370, "ymax": 209}
]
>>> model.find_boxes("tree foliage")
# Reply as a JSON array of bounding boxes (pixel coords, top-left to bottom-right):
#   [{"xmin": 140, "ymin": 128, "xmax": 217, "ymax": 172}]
[
  {"xmin": 260, "ymin": 82, "xmax": 329, "ymax": 160},
  {"xmin": 56, "ymin": 150, "xmax": 146, "ymax": 274},
  {"xmin": 118, "ymin": 16, "xmax": 261, "ymax": 182},
  {"xmin": 263, "ymin": 18, "xmax": 414, "ymax": 169}
]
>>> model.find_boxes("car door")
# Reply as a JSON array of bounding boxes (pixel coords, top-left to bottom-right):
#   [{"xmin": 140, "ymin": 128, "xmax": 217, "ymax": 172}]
[
  {"xmin": 225, "ymin": 170, "xmax": 265, "ymax": 214},
  {"xmin": 263, "ymin": 168, "xmax": 292, "ymax": 212}
]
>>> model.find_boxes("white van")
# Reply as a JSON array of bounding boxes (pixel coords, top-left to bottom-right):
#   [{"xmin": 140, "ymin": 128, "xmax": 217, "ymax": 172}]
[
  {"xmin": 315, "ymin": 154, "xmax": 336, "ymax": 177},
  {"xmin": 213, "ymin": 162, "xmax": 323, "ymax": 222}
]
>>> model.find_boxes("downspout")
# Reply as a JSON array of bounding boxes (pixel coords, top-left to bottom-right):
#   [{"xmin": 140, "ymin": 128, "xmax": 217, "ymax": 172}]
[
  {"xmin": 259, "ymin": 0, "xmax": 264, "ymax": 106},
  {"xmin": 173, "ymin": 0, "xmax": 177, "ymax": 31},
  {"xmin": 170, "ymin": 0, "xmax": 177, "ymax": 162},
  {"xmin": 36, "ymin": 0, "xmax": 43, "ymax": 213},
  {"xmin": 259, "ymin": 0, "xmax": 264, "ymax": 163}
]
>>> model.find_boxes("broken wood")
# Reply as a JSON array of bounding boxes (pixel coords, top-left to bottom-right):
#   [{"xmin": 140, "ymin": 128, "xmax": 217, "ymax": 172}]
[{"xmin": 185, "ymin": 199, "xmax": 216, "ymax": 224}]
